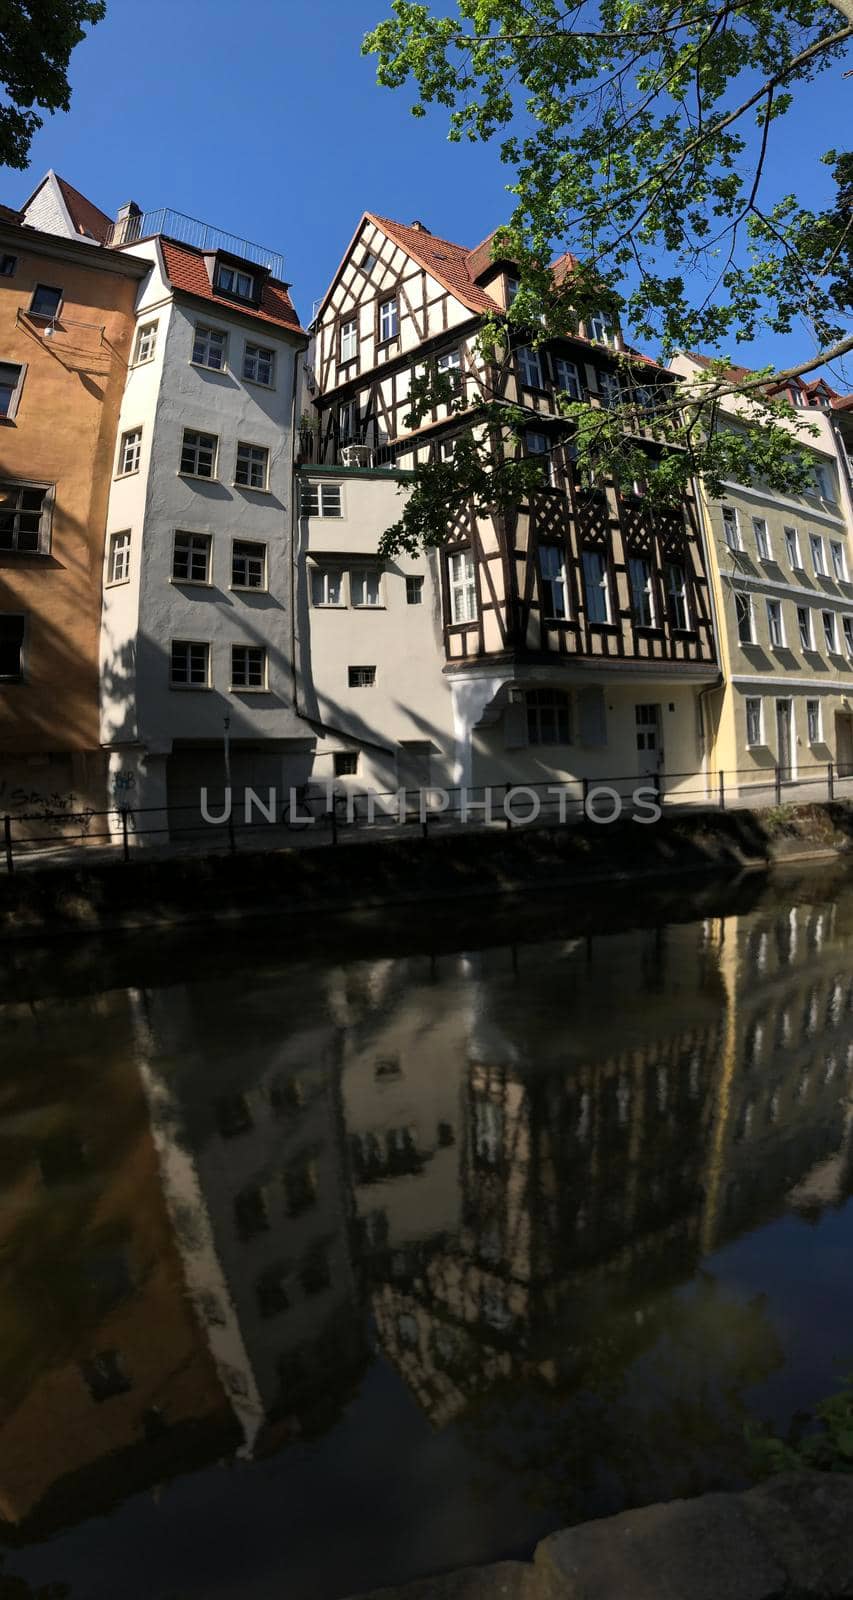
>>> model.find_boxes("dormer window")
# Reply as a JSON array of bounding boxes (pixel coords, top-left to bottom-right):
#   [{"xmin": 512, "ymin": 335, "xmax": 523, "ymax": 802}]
[
  {"xmin": 506, "ymin": 276, "xmax": 520, "ymax": 304},
  {"xmin": 215, "ymin": 263, "xmax": 255, "ymax": 300},
  {"xmin": 588, "ymin": 312, "xmax": 616, "ymax": 347}
]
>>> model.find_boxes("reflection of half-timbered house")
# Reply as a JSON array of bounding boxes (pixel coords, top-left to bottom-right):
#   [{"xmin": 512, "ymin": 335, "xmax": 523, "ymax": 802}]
[{"xmin": 299, "ymin": 214, "xmax": 719, "ymax": 791}]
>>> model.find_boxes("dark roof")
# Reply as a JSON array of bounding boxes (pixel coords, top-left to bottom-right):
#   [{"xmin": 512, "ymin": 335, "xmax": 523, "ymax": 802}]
[{"xmin": 55, "ymin": 175, "xmax": 112, "ymax": 242}]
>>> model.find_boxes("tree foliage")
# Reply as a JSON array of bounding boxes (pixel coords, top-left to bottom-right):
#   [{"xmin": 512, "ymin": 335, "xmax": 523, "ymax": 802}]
[
  {"xmin": 0, "ymin": 0, "xmax": 105, "ymax": 170},
  {"xmin": 364, "ymin": 0, "xmax": 853, "ymax": 552}
]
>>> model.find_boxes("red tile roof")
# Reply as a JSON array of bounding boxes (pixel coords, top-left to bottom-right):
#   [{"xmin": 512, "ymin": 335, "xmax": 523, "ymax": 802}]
[
  {"xmin": 687, "ymin": 351, "xmax": 852, "ymax": 408},
  {"xmin": 159, "ymin": 239, "xmax": 304, "ymax": 335},
  {"xmin": 368, "ymin": 215, "xmax": 497, "ymax": 314},
  {"xmin": 55, "ymin": 175, "xmax": 112, "ymax": 242}
]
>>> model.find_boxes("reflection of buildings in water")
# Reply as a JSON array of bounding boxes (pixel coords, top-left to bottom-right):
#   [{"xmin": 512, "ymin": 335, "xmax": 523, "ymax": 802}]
[{"xmin": 0, "ymin": 992, "xmax": 234, "ymax": 1530}]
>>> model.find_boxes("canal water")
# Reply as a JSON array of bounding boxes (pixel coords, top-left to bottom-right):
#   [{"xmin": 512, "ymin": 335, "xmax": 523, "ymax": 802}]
[{"xmin": 1, "ymin": 869, "xmax": 852, "ymax": 1599}]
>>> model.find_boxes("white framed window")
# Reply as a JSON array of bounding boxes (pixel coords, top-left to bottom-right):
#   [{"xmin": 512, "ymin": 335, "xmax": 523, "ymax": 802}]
[
  {"xmin": 823, "ymin": 609, "xmax": 837, "ymax": 652},
  {"xmin": 588, "ymin": 312, "xmax": 615, "ymax": 345},
  {"xmin": 231, "ymin": 540, "xmax": 266, "ymax": 590},
  {"xmin": 665, "ymin": 561, "xmax": 690, "ymax": 630},
  {"xmin": 406, "ymin": 574, "xmax": 424, "ymax": 605},
  {"xmin": 553, "ymin": 356, "xmax": 581, "ymax": 399},
  {"xmin": 172, "ymin": 530, "xmax": 212, "ymax": 584},
  {"xmin": 806, "ymin": 699, "xmax": 822, "ymax": 744},
  {"xmin": 29, "ymin": 283, "xmax": 62, "ymax": 320},
  {"xmin": 506, "ymin": 275, "xmax": 520, "ymax": 304},
  {"xmin": 745, "ymin": 697, "xmax": 763, "ymax": 747},
  {"xmin": 812, "ymin": 462, "xmax": 835, "ymax": 501},
  {"xmin": 0, "ymin": 361, "xmax": 26, "ymax": 420},
  {"xmin": 117, "ymin": 428, "xmax": 142, "ymax": 476},
  {"xmin": 215, "ymin": 262, "xmax": 254, "ymax": 299},
  {"xmin": 582, "ymin": 548, "xmax": 612, "ymax": 624},
  {"xmin": 436, "ymin": 349, "xmax": 462, "ymax": 390},
  {"xmin": 192, "ymin": 324, "xmax": 227, "ymax": 370},
  {"xmin": 107, "ymin": 530, "xmax": 131, "ymax": 586},
  {"xmin": 235, "ymin": 442, "xmax": 269, "ymax": 491},
  {"xmin": 348, "ymin": 664, "xmax": 376, "ymax": 687},
  {"xmin": 302, "ymin": 481, "xmax": 342, "ymax": 518},
  {"xmin": 170, "ymin": 639, "xmax": 210, "ymax": 688},
  {"xmin": 0, "ymin": 480, "xmax": 52, "ymax": 554},
  {"xmin": 767, "ymin": 599, "xmax": 784, "ymax": 648},
  {"xmin": 830, "ymin": 540, "xmax": 847, "ymax": 581},
  {"xmin": 784, "ymin": 526, "xmax": 801, "ymax": 567},
  {"xmin": 844, "ymin": 616, "xmax": 853, "ymax": 657},
  {"xmin": 351, "ymin": 567, "xmax": 382, "ymax": 607},
  {"xmin": 539, "ymin": 543, "xmax": 569, "ymax": 619},
  {"xmin": 243, "ymin": 342, "xmax": 274, "ymax": 386},
  {"xmin": 735, "ymin": 592, "xmax": 753, "ymax": 643},
  {"xmin": 629, "ymin": 556, "xmax": 656, "ymax": 627},
  {"xmin": 526, "ymin": 429, "xmax": 554, "ymax": 484},
  {"xmin": 180, "ymin": 428, "xmax": 217, "ymax": 478},
  {"xmin": 338, "ymin": 398, "xmax": 359, "ymax": 443},
  {"xmin": 132, "ymin": 320, "xmax": 158, "ymax": 364},
  {"xmin": 340, "ymin": 318, "xmax": 357, "ymax": 363},
  {"xmin": 0, "ymin": 613, "xmax": 25, "ymax": 681},
  {"xmin": 311, "ymin": 566, "xmax": 343, "ymax": 606},
  {"xmin": 599, "ymin": 371, "xmax": 622, "ymax": 409},
  {"xmin": 809, "ymin": 533, "xmax": 826, "ymax": 574},
  {"xmin": 527, "ymin": 688, "xmax": 571, "ymax": 745},
  {"xmin": 379, "ymin": 297, "xmax": 399, "ymax": 342},
  {"xmin": 439, "ymin": 437, "xmax": 456, "ymax": 462},
  {"xmin": 231, "ymin": 644, "xmax": 267, "ymax": 690},
  {"xmin": 722, "ymin": 506, "xmax": 741, "ymax": 551},
  {"xmin": 797, "ymin": 606, "xmax": 813, "ymax": 650},
  {"xmin": 752, "ymin": 517, "xmax": 771, "ymax": 559},
  {"xmin": 448, "ymin": 549, "xmax": 477, "ymax": 624},
  {"xmin": 516, "ymin": 345, "xmax": 543, "ymax": 388}
]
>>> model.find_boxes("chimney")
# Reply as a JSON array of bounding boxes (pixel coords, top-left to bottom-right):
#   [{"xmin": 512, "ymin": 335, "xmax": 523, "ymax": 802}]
[
  {"xmin": 113, "ymin": 200, "xmax": 142, "ymax": 246},
  {"xmin": 410, "ymin": 220, "xmax": 430, "ymax": 233}
]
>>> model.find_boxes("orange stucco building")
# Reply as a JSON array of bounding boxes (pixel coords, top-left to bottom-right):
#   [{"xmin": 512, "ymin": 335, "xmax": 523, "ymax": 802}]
[{"xmin": 0, "ymin": 201, "xmax": 146, "ymax": 815}]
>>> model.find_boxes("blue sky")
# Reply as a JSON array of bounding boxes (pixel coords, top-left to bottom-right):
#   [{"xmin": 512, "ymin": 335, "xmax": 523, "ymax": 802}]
[{"xmin": 4, "ymin": 0, "xmax": 850, "ymax": 378}]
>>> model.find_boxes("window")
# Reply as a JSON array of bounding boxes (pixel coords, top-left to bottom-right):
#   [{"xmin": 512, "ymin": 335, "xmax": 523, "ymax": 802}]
[
  {"xmin": 506, "ymin": 276, "xmax": 520, "ymax": 303},
  {"xmin": 844, "ymin": 616, "xmax": 853, "ymax": 657},
  {"xmin": 813, "ymin": 462, "xmax": 834, "ymax": 500},
  {"xmin": 588, "ymin": 312, "xmax": 615, "ymax": 345},
  {"xmin": 753, "ymin": 517, "xmax": 771, "ymax": 559},
  {"xmin": 830, "ymin": 540, "xmax": 847, "ymax": 581},
  {"xmin": 170, "ymin": 640, "xmax": 209, "ymax": 687},
  {"xmin": 517, "ymin": 345, "xmax": 543, "ymax": 388},
  {"xmin": 29, "ymin": 283, "xmax": 62, "ymax": 319},
  {"xmin": 351, "ymin": 567, "xmax": 382, "ymax": 607},
  {"xmin": 192, "ymin": 324, "xmax": 227, "ymax": 370},
  {"xmin": 527, "ymin": 688, "xmax": 571, "ymax": 745},
  {"xmin": 526, "ymin": 430, "xmax": 553, "ymax": 484},
  {"xmin": 235, "ymin": 442, "xmax": 269, "ymax": 490},
  {"xmin": 340, "ymin": 318, "xmax": 357, "ymax": 363},
  {"xmin": 722, "ymin": 506, "xmax": 741, "ymax": 550},
  {"xmin": 810, "ymin": 533, "xmax": 825, "ymax": 574},
  {"xmin": 448, "ymin": 549, "xmax": 477, "ymax": 623},
  {"xmin": 823, "ymin": 609, "xmax": 837, "ymax": 652},
  {"xmin": 232, "ymin": 540, "xmax": 266, "ymax": 589},
  {"xmin": 439, "ymin": 438, "xmax": 456, "ymax": 462},
  {"xmin": 767, "ymin": 600, "xmax": 784, "ymax": 647},
  {"xmin": 406, "ymin": 574, "xmax": 424, "ymax": 605},
  {"xmin": 172, "ymin": 531, "xmax": 211, "ymax": 584},
  {"xmin": 437, "ymin": 349, "xmax": 462, "ymax": 390},
  {"xmin": 81, "ymin": 1351, "xmax": 131, "ymax": 1403},
  {"xmin": 665, "ymin": 561, "xmax": 690, "ymax": 630},
  {"xmin": 334, "ymin": 752, "xmax": 359, "ymax": 776},
  {"xmin": 797, "ymin": 606, "xmax": 813, "ymax": 650},
  {"xmin": 599, "ymin": 371, "xmax": 621, "ymax": 409},
  {"xmin": 231, "ymin": 644, "xmax": 266, "ymax": 690},
  {"xmin": 785, "ymin": 526, "xmax": 801, "ymax": 567},
  {"xmin": 361, "ymin": 251, "xmax": 378, "ymax": 273},
  {"xmin": 133, "ymin": 321, "xmax": 158, "ymax": 364},
  {"xmin": 180, "ymin": 428, "xmax": 217, "ymax": 478},
  {"xmin": 302, "ymin": 481, "xmax": 342, "ymax": 518},
  {"xmin": 0, "ymin": 362, "xmax": 25, "ymax": 420},
  {"xmin": 311, "ymin": 566, "xmax": 343, "ymax": 606},
  {"xmin": 746, "ymin": 697, "xmax": 763, "ymax": 746},
  {"xmin": 348, "ymin": 665, "xmax": 376, "ymax": 687},
  {"xmin": 117, "ymin": 428, "xmax": 142, "ymax": 476},
  {"xmin": 338, "ymin": 399, "xmax": 358, "ymax": 443},
  {"xmin": 215, "ymin": 262, "xmax": 254, "ymax": 299},
  {"xmin": 735, "ymin": 592, "xmax": 753, "ymax": 644},
  {"xmin": 540, "ymin": 544, "xmax": 569, "ymax": 619},
  {"xmin": 807, "ymin": 699, "xmax": 821, "ymax": 743},
  {"xmin": 0, "ymin": 254, "xmax": 16, "ymax": 276},
  {"xmin": 0, "ymin": 614, "xmax": 25, "ymax": 681},
  {"xmin": 0, "ymin": 481, "xmax": 51, "ymax": 553},
  {"xmin": 553, "ymin": 356, "xmax": 581, "ymax": 399},
  {"xmin": 582, "ymin": 548, "xmax": 611, "ymax": 623},
  {"xmin": 629, "ymin": 556, "xmax": 656, "ymax": 627},
  {"xmin": 107, "ymin": 531, "xmax": 131, "ymax": 585},
  {"xmin": 243, "ymin": 342, "xmax": 274, "ymax": 385},
  {"xmin": 379, "ymin": 298, "xmax": 399, "ymax": 341}
]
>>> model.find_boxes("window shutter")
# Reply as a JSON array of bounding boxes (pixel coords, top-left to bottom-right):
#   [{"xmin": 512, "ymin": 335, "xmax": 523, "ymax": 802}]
[{"xmin": 578, "ymin": 686, "xmax": 607, "ymax": 747}]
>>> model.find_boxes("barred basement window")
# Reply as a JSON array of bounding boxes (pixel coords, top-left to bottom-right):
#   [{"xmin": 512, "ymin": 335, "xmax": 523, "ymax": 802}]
[
  {"xmin": 170, "ymin": 640, "xmax": 210, "ymax": 687},
  {"xmin": 348, "ymin": 665, "xmax": 376, "ymax": 687},
  {"xmin": 180, "ymin": 429, "xmax": 217, "ymax": 478},
  {"xmin": 232, "ymin": 540, "xmax": 266, "ymax": 589},
  {"xmin": 243, "ymin": 342, "xmax": 274, "ymax": 386},
  {"xmin": 235, "ymin": 442, "xmax": 269, "ymax": 490},
  {"xmin": 231, "ymin": 644, "xmax": 266, "ymax": 690},
  {"xmin": 0, "ymin": 481, "xmax": 51, "ymax": 553},
  {"xmin": 192, "ymin": 324, "xmax": 227, "ymax": 370},
  {"xmin": 334, "ymin": 752, "xmax": 358, "ymax": 776},
  {"xmin": 302, "ymin": 482, "xmax": 342, "ymax": 518},
  {"xmin": 172, "ymin": 531, "xmax": 211, "ymax": 584}
]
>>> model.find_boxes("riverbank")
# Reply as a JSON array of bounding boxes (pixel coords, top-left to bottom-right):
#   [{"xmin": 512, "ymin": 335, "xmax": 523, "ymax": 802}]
[
  {"xmin": 349, "ymin": 1472, "xmax": 853, "ymax": 1600},
  {"xmin": 2, "ymin": 801, "xmax": 853, "ymax": 943}
]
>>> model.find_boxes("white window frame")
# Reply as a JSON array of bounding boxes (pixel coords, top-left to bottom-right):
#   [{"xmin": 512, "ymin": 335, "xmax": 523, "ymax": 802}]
[
  {"xmin": 117, "ymin": 427, "xmax": 142, "ymax": 477},
  {"xmin": 436, "ymin": 349, "xmax": 462, "ymax": 390},
  {"xmin": 132, "ymin": 320, "xmax": 158, "ymax": 365},
  {"xmin": 230, "ymin": 643, "xmax": 267, "ymax": 692},
  {"xmin": 311, "ymin": 564, "xmax": 345, "ymax": 608},
  {"xmin": 179, "ymin": 428, "xmax": 218, "ymax": 479},
  {"xmin": 170, "ymin": 639, "xmax": 211, "ymax": 689},
  {"xmin": 243, "ymin": 342, "xmax": 275, "ymax": 387},
  {"xmin": 539, "ymin": 543, "xmax": 569, "ymax": 620},
  {"xmin": 665, "ymin": 561, "xmax": 690, "ymax": 631},
  {"xmin": 379, "ymin": 297, "xmax": 399, "ymax": 342},
  {"xmin": 735, "ymin": 591, "xmax": 753, "ymax": 644},
  {"xmin": 822, "ymin": 609, "xmax": 837, "ymax": 652},
  {"xmin": 582, "ymin": 548, "xmax": 612, "ymax": 624},
  {"xmin": 302, "ymin": 481, "xmax": 343, "ymax": 518},
  {"xmin": 809, "ymin": 532, "xmax": 826, "ymax": 575},
  {"xmin": 844, "ymin": 616, "xmax": 853, "ymax": 658},
  {"xmin": 797, "ymin": 606, "xmax": 813, "ymax": 650},
  {"xmin": 234, "ymin": 442, "xmax": 269, "ymax": 492},
  {"xmin": 745, "ymin": 696, "xmax": 763, "ymax": 747},
  {"xmin": 106, "ymin": 530, "xmax": 131, "ymax": 586},
  {"xmin": 0, "ymin": 360, "xmax": 26, "ymax": 421},
  {"xmin": 629, "ymin": 555, "xmax": 656, "ymax": 628},
  {"xmin": 553, "ymin": 356, "xmax": 581, "ymax": 399},
  {"xmin": 192, "ymin": 324, "xmax": 228, "ymax": 371},
  {"xmin": 812, "ymin": 462, "xmax": 835, "ymax": 501},
  {"xmin": 830, "ymin": 540, "xmax": 847, "ymax": 581},
  {"xmin": 806, "ymin": 698, "xmax": 822, "ymax": 744},
  {"xmin": 215, "ymin": 263, "xmax": 254, "ymax": 299},
  {"xmin": 598, "ymin": 371, "xmax": 622, "ymax": 409},
  {"xmin": 766, "ymin": 599, "xmax": 785, "ymax": 648},
  {"xmin": 752, "ymin": 517, "xmax": 771, "ymax": 560},
  {"xmin": 351, "ymin": 567, "xmax": 383, "ymax": 608},
  {"xmin": 516, "ymin": 345, "xmax": 544, "ymax": 388},
  {"xmin": 172, "ymin": 530, "xmax": 212, "ymax": 585},
  {"xmin": 722, "ymin": 506, "xmax": 741, "ymax": 551},
  {"xmin": 526, "ymin": 430, "xmax": 554, "ymax": 484},
  {"xmin": 448, "ymin": 548, "xmax": 477, "ymax": 624},
  {"xmin": 784, "ymin": 525, "xmax": 801, "ymax": 567},
  {"xmin": 588, "ymin": 312, "xmax": 615, "ymax": 345},
  {"xmin": 340, "ymin": 318, "xmax": 357, "ymax": 364},
  {"xmin": 231, "ymin": 540, "xmax": 267, "ymax": 592}
]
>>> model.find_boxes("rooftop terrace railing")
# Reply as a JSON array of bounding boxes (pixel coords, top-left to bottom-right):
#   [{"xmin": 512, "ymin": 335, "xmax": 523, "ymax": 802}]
[{"xmin": 108, "ymin": 209, "xmax": 286, "ymax": 278}]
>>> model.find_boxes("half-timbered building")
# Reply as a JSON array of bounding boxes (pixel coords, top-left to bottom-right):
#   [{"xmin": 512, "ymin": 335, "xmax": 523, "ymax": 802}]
[{"xmin": 300, "ymin": 213, "xmax": 720, "ymax": 794}]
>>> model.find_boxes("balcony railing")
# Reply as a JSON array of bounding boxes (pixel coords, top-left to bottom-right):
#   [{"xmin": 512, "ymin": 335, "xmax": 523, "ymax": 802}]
[
  {"xmin": 297, "ymin": 430, "xmax": 403, "ymax": 469},
  {"xmin": 107, "ymin": 209, "xmax": 286, "ymax": 278}
]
